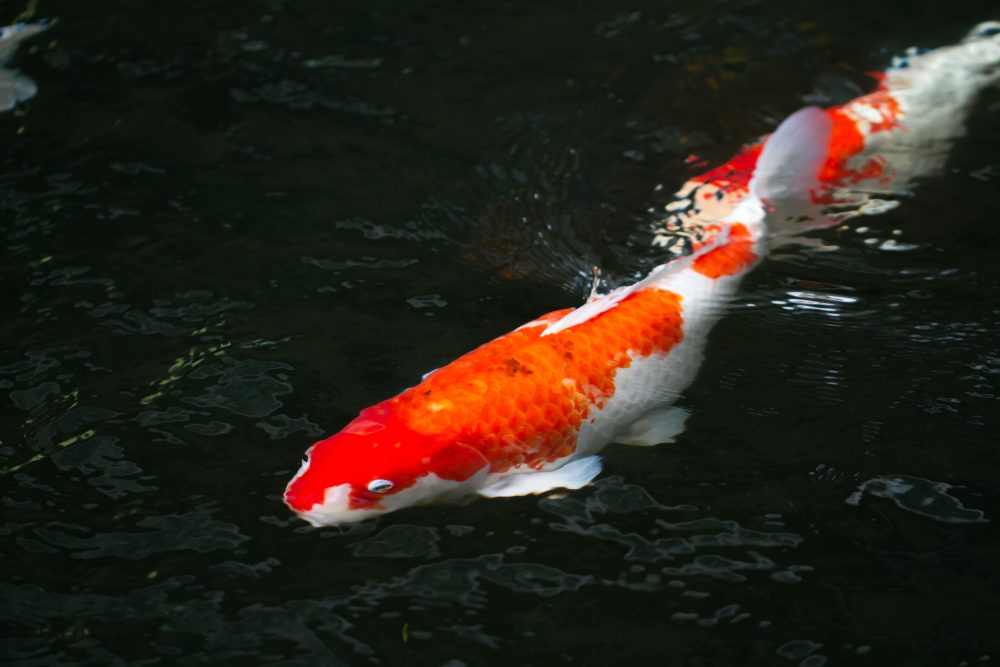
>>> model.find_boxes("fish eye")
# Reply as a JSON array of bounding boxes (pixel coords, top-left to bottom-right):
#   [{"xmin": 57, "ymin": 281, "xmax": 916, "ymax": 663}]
[{"xmin": 367, "ymin": 479, "xmax": 394, "ymax": 493}]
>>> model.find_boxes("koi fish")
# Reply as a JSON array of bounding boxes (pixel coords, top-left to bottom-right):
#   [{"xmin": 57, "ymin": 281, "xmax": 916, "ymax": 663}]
[{"xmin": 285, "ymin": 23, "xmax": 1000, "ymax": 527}]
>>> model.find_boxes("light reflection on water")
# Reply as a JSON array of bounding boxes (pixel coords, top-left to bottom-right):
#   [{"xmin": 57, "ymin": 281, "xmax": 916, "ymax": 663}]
[{"xmin": 2, "ymin": 0, "xmax": 1000, "ymax": 664}]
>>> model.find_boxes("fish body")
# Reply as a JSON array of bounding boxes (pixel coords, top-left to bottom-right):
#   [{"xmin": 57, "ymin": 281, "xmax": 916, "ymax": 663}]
[{"xmin": 285, "ymin": 23, "xmax": 1000, "ymax": 527}]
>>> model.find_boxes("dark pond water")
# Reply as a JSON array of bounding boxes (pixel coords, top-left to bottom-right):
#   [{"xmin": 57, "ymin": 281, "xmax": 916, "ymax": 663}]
[{"xmin": 3, "ymin": 1, "xmax": 1000, "ymax": 665}]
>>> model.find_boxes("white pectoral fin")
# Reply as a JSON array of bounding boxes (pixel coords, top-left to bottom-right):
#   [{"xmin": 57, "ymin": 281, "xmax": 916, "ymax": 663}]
[
  {"xmin": 478, "ymin": 456, "xmax": 603, "ymax": 498},
  {"xmin": 616, "ymin": 406, "xmax": 690, "ymax": 446}
]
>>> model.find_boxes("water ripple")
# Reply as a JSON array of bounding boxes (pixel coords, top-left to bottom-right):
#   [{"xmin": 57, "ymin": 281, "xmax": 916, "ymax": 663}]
[
  {"xmin": 30, "ymin": 504, "xmax": 249, "ymax": 559},
  {"xmin": 846, "ymin": 474, "xmax": 988, "ymax": 524},
  {"xmin": 184, "ymin": 357, "xmax": 293, "ymax": 419}
]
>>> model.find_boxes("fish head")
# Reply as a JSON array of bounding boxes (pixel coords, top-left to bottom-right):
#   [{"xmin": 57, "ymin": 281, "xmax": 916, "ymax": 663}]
[{"xmin": 283, "ymin": 400, "xmax": 490, "ymax": 526}]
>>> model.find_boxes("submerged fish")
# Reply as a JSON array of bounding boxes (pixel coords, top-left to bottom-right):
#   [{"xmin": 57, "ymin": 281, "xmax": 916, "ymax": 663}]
[
  {"xmin": 0, "ymin": 20, "xmax": 53, "ymax": 113},
  {"xmin": 285, "ymin": 23, "xmax": 1000, "ymax": 527},
  {"xmin": 655, "ymin": 21, "xmax": 1000, "ymax": 247}
]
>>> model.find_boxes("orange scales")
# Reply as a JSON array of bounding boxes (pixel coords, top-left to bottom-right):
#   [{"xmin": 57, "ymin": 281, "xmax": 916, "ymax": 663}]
[{"xmin": 392, "ymin": 288, "xmax": 686, "ymax": 473}]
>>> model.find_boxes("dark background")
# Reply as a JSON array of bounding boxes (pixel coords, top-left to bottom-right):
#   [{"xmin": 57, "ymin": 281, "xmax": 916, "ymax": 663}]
[{"xmin": 2, "ymin": 1, "xmax": 1000, "ymax": 664}]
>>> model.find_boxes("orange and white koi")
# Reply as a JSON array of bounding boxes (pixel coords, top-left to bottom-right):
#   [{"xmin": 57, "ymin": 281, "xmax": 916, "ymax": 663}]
[
  {"xmin": 655, "ymin": 21, "xmax": 1000, "ymax": 249},
  {"xmin": 285, "ymin": 23, "xmax": 1000, "ymax": 526}
]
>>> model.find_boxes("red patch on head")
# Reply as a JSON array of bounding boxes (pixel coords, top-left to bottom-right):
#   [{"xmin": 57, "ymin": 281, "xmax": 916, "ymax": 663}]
[{"xmin": 283, "ymin": 404, "xmax": 431, "ymax": 512}]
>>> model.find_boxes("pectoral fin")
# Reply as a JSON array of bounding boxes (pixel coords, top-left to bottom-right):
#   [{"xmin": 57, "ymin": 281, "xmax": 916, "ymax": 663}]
[
  {"xmin": 478, "ymin": 456, "xmax": 603, "ymax": 498},
  {"xmin": 617, "ymin": 407, "xmax": 690, "ymax": 447}
]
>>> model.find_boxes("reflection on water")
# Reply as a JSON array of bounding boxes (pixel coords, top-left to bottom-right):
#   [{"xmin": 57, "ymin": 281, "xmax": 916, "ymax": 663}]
[
  {"xmin": 3, "ymin": 0, "xmax": 1000, "ymax": 664},
  {"xmin": 542, "ymin": 476, "xmax": 804, "ymax": 585}
]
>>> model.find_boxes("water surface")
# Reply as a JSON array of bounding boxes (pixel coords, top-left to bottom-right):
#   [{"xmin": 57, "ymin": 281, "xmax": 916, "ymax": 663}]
[{"xmin": 2, "ymin": 1, "xmax": 1000, "ymax": 664}]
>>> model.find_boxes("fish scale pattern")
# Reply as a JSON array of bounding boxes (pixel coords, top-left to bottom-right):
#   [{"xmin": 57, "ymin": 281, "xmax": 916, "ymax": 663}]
[{"xmin": 393, "ymin": 288, "xmax": 686, "ymax": 472}]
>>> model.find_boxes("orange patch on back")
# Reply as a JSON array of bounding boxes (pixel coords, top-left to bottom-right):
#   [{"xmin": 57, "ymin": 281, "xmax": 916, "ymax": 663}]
[
  {"xmin": 392, "ymin": 292, "xmax": 685, "ymax": 473},
  {"xmin": 820, "ymin": 92, "xmax": 903, "ymax": 184},
  {"xmin": 693, "ymin": 223, "xmax": 758, "ymax": 278}
]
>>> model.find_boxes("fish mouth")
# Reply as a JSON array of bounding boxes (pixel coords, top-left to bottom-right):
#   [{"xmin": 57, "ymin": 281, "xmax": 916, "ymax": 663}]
[
  {"xmin": 285, "ymin": 482, "xmax": 389, "ymax": 527},
  {"xmin": 299, "ymin": 507, "xmax": 388, "ymax": 527},
  {"xmin": 283, "ymin": 477, "xmax": 328, "ymax": 514},
  {"xmin": 283, "ymin": 484, "xmax": 323, "ymax": 513}
]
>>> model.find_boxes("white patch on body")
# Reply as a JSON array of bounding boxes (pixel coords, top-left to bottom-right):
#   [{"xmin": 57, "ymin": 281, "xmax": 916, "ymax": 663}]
[{"xmin": 573, "ymin": 278, "xmax": 733, "ymax": 455}]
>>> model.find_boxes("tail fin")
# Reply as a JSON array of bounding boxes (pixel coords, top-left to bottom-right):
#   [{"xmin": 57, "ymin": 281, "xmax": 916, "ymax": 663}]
[{"xmin": 749, "ymin": 106, "xmax": 832, "ymax": 204}]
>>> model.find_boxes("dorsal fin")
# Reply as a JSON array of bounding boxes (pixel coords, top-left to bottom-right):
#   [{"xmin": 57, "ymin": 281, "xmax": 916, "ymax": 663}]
[
  {"xmin": 750, "ymin": 106, "xmax": 833, "ymax": 203},
  {"xmin": 542, "ymin": 109, "xmax": 831, "ymax": 339},
  {"xmin": 540, "ymin": 228, "xmax": 731, "ymax": 337}
]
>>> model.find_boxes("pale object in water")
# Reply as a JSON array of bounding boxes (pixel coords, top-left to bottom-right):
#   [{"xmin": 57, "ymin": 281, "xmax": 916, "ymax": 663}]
[
  {"xmin": 845, "ymin": 474, "xmax": 987, "ymax": 524},
  {"xmin": 0, "ymin": 20, "xmax": 53, "ymax": 113}
]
